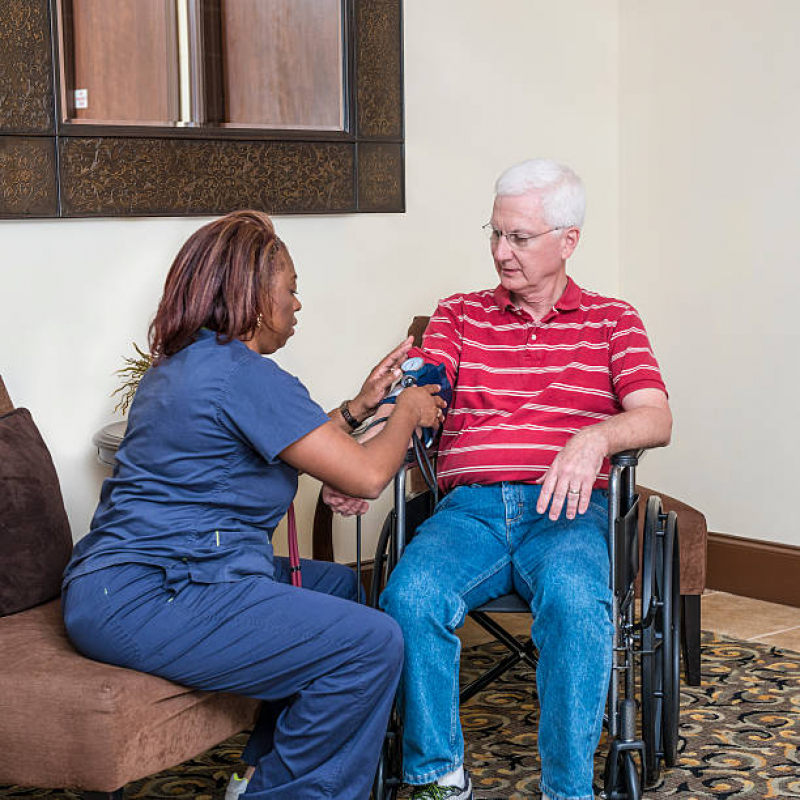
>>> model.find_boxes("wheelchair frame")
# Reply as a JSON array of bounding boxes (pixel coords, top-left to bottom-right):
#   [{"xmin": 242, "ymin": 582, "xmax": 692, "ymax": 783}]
[{"xmin": 371, "ymin": 449, "xmax": 681, "ymax": 800}]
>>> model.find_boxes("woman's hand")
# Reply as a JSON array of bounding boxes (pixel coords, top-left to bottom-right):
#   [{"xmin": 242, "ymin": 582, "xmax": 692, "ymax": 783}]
[
  {"xmin": 396, "ymin": 384, "xmax": 446, "ymax": 428},
  {"xmin": 321, "ymin": 484, "xmax": 370, "ymax": 516},
  {"xmin": 348, "ymin": 336, "xmax": 413, "ymax": 420}
]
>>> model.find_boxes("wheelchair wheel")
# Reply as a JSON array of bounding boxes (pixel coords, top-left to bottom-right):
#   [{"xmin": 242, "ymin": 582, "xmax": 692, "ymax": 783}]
[
  {"xmin": 623, "ymin": 751, "xmax": 642, "ymax": 800},
  {"xmin": 661, "ymin": 511, "xmax": 681, "ymax": 768},
  {"xmin": 640, "ymin": 496, "xmax": 664, "ymax": 786},
  {"xmin": 370, "ymin": 510, "xmax": 396, "ymax": 609},
  {"xmin": 602, "ymin": 743, "xmax": 643, "ymax": 800},
  {"xmin": 371, "ymin": 711, "xmax": 402, "ymax": 800}
]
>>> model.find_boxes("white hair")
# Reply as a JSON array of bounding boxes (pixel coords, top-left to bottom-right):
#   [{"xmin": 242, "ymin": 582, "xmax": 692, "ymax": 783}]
[{"xmin": 494, "ymin": 158, "xmax": 586, "ymax": 229}]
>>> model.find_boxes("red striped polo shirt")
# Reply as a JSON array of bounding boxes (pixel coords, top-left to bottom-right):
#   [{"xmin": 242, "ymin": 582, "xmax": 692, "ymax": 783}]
[{"xmin": 410, "ymin": 277, "xmax": 666, "ymax": 491}]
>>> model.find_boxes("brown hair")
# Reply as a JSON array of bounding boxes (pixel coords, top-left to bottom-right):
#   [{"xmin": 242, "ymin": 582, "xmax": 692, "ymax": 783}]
[{"xmin": 149, "ymin": 210, "xmax": 285, "ymax": 360}]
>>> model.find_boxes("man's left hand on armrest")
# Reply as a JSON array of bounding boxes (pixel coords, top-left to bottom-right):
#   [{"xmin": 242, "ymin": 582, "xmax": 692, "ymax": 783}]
[{"xmin": 535, "ymin": 388, "xmax": 672, "ymax": 522}]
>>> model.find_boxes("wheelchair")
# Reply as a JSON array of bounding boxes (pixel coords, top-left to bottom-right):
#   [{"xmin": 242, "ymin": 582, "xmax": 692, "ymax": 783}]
[{"xmin": 369, "ymin": 445, "xmax": 681, "ymax": 800}]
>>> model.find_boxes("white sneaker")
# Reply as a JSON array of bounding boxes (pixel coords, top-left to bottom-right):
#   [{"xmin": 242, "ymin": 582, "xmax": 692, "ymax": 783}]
[
  {"xmin": 410, "ymin": 769, "xmax": 473, "ymax": 799},
  {"xmin": 225, "ymin": 772, "xmax": 249, "ymax": 799}
]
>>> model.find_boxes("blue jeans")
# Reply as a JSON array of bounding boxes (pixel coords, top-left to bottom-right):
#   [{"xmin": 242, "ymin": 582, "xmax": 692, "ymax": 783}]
[
  {"xmin": 64, "ymin": 557, "xmax": 402, "ymax": 800},
  {"xmin": 380, "ymin": 483, "xmax": 613, "ymax": 800}
]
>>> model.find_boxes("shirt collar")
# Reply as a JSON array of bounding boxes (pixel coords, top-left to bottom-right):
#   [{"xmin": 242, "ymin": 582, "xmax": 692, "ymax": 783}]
[{"xmin": 493, "ymin": 276, "xmax": 583, "ymax": 315}]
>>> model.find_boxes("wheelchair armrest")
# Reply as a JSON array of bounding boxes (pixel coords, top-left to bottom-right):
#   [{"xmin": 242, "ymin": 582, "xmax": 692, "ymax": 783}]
[{"xmin": 610, "ymin": 449, "xmax": 644, "ymax": 468}]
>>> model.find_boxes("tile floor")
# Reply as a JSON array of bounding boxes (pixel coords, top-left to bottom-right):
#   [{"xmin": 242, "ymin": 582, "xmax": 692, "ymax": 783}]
[{"xmin": 457, "ymin": 591, "xmax": 800, "ymax": 652}]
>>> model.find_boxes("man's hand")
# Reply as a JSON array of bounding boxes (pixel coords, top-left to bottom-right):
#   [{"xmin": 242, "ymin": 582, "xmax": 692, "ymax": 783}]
[
  {"xmin": 322, "ymin": 484, "xmax": 370, "ymax": 516},
  {"xmin": 536, "ymin": 427, "xmax": 607, "ymax": 521},
  {"xmin": 349, "ymin": 336, "xmax": 413, "ymax": 420},
  {"xmin": 535, "ymin": 388, "xmax": 672, "ymax": 521}
]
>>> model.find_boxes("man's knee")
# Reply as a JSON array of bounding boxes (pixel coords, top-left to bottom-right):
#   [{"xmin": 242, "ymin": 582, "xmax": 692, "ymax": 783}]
[
  {"xmin": 535, "ymin": 567, "xmax": 612, "ymax": 638},
  {"xmin": 380, "ymin": 568, "xmax": 463, "ymax": 638}
]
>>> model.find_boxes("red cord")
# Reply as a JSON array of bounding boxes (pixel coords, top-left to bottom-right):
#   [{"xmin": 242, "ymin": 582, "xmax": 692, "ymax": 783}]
[{"xmin": 287, "ymin": 503, "xmax": 302, "ymax": 587}]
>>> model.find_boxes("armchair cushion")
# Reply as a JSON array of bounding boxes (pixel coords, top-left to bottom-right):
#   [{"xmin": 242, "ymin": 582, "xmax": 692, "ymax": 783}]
[
  {"xmin": 0, "ymin": 408, "xmax": 72, "ymax": 616},
  {"xmin": 0, "ymin": 599, "xmax": 260, "ymax": 791}
]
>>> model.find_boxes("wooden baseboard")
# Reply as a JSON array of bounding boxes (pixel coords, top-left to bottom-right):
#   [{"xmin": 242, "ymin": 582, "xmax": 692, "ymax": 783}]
[{"xmin": 708, "ymin": 532, "xmax": 800, "ymax": 608}]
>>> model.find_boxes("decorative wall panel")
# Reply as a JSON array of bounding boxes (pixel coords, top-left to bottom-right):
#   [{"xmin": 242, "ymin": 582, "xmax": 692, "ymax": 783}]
[
  {"xmin": 60, "ymin": 138, "xmax": 355, "ymax": 217},
  {"xmin": 356, "ymin": 0, "xmax": 403, "ymax": 139},
  {"xmin": 0, "ymin": 0, "xmax": 54, "ymax": 134},
  {"xmin": 0, "ymin": 137, "xmax": 57, "ymax": 217},
  {"xmin": 358, "ymin": 142, "xmax": 403, "ymax": 212},
  {"xmin": 0, "ymin": 0, "xmax": 403, "ymax": 218}
]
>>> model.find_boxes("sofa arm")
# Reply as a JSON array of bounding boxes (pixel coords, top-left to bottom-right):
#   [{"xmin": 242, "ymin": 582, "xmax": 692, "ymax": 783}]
[{"xmin": 637, "ymin": 484, "xmax": 707, "ymax": 596}]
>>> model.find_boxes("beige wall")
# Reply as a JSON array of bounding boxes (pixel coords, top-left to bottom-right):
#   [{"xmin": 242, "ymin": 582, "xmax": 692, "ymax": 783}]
[
  {"xmin": 619, "ymin": 1, "xmax": 800, "ymax": 545},
  {"xmin": 6, "ymin": 2, "xmax": 798, "ymax": 554},
  {"xmin": 1, "ymin": 1, "xmax": 620, "ymax": 559}
]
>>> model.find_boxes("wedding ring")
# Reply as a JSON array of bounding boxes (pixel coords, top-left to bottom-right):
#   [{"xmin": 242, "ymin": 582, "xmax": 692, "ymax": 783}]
[{"xmin": 568, "ymin": 488, "xmax": 580, "ymax": 494}]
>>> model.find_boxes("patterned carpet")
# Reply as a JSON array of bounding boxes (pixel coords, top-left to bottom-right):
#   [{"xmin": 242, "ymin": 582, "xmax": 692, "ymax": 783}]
[{"xmin": 2, "ymin": 631, "xmax": 799, "ymax": 799}]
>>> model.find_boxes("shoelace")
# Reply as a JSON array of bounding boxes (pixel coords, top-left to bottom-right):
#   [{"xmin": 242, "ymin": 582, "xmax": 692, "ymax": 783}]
[{"xmin": 411, "ymin": 784, "xmax": 457, "ymax": 800}]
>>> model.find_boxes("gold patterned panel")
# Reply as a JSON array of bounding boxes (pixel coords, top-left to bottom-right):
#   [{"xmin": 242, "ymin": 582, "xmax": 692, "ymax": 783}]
[
  {"xmin": 358, "ymin": 142, "xmax": 403, "ymax": 212},
  {"xmin": 0, "ymin": 137, "xmax": 57, "ymax": 217},
  {"xmin": 59, "ymin": 138, "xmax": 356, "ymax": 217},
  {"xmin": 0, "ymin": 0, "xmax": 54, "ymax": 134},
  {"xmin": 356, "ymin": 0, "xmax": 403, "ymax": 140}
]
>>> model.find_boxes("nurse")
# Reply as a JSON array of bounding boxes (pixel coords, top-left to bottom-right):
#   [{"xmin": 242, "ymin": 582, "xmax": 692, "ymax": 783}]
[{"xmin": 62, "ymin": 210, "xmax": 445, "ymax": 799}]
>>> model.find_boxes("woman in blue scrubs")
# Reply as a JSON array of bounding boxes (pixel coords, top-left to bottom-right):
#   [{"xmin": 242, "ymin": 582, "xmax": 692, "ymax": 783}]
[{"xmin": 62, "ymin": 210, "xmax": 445, "ymax": 799}]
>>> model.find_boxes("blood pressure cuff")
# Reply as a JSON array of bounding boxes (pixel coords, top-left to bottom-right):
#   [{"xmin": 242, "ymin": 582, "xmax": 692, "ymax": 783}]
[{"xmin": 380, "ymin": 360, "xmax": 453, "ymax": 408}]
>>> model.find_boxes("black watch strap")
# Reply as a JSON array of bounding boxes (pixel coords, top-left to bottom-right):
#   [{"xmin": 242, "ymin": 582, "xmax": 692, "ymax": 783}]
[{"xmin": 340, "ymin": 401, "xmax": 360, "ymax": 430}]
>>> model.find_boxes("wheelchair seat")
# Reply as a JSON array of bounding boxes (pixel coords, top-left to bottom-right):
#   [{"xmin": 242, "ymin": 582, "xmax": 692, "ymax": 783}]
[{"xmin": 473, "ymin": 594, "xmax": 529, "ymax": 613}]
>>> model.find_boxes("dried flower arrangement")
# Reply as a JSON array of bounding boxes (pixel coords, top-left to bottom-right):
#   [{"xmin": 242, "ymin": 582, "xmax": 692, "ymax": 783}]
[{"xmin": 112, "ymin": 342, "xmax": 153, "ymax": 414}]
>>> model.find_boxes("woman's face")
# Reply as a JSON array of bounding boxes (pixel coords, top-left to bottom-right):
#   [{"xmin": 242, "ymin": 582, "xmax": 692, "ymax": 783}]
[{"xmin": 254, "ymin": 249, "xmax": 301, "ymax": 354}]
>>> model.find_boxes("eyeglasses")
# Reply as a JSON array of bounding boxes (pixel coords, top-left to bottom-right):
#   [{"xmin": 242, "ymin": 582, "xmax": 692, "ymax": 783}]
[{"xmin": 482, "ymin": 223, "xmax": 562, "ymax": 250}]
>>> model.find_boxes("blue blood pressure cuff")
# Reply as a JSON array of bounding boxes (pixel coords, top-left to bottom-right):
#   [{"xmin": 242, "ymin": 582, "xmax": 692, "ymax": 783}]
[{"xmin": 380, "ymin": 358, "xmax": 453, "ymax": 408}]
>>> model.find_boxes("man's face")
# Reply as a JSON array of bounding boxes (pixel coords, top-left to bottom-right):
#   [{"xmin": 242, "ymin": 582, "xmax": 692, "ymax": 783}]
[{"xmin": 489, "ymin": 193, "xmax": 578, "ymax": 296}]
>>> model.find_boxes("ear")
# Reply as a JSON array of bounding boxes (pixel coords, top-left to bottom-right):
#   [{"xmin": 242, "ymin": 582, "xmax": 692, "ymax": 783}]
[{"xmin": 561, "ymin": 226, "xmax": 580, "ymax": 260}]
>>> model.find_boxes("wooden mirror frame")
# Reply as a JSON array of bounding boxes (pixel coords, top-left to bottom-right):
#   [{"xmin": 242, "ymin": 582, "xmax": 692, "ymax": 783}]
[{"xmin": 0, "ymin": 0, "xmax": 403, "ymax": 218}]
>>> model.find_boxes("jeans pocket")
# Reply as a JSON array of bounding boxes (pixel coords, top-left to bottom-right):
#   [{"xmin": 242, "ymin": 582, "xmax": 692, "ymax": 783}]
[{"xmin": 432, "ymin": 484, "xmax": 466, "ymax": 514}]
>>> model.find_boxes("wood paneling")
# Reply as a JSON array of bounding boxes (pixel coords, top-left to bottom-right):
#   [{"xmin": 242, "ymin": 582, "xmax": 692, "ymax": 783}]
[
  {"xmin": 221, "ymin": 0, "xmax": 344, "ymax": 130},
  {"xmin": 708, "ymin": 532, "xmax": 800, "ymax": 608},
  {"xmin": 66, "ymin": 0, "xmax": 179, "ymax": 124}
]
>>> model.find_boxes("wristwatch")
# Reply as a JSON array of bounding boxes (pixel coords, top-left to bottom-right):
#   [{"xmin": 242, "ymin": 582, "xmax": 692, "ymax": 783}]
[{"xmin": 339, "ymin": 400, "xmax": 360, "ymax": 430}]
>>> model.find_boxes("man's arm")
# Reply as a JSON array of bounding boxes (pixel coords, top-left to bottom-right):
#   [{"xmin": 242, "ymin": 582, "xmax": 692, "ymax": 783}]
[{"xmin": 535, "ymin": 388, "xmax": 672, "ymax": 521}]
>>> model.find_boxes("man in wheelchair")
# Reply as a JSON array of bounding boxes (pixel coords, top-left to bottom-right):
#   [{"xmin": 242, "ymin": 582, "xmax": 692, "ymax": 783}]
[{"xmin": 370, "ymin": 159, "xmax": 673, "ymax": 800}]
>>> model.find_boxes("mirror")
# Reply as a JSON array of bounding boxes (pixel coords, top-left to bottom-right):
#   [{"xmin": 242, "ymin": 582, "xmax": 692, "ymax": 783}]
[
  {"xmin": 0, "ymin": 0, "xmax": 403, "ymax": 218},
  {"xmin": 57, "ymin": 0, "xmax": 346, "ymax": 131}
]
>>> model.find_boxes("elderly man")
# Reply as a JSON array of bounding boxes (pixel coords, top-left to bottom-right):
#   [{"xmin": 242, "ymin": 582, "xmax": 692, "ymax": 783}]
[{"xmin": 371, "ymin": 159, "xmax": 672, "ymax": 800}]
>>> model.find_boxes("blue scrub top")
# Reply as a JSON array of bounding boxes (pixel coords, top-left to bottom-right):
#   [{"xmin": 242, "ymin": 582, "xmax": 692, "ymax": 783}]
[{"xmin": 63, "ymin": 329, "xmax": 330, "ymax": 591}]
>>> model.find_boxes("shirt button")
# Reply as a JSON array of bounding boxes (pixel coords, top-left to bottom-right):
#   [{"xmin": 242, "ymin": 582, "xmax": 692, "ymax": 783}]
[{"xmin": 530, "ymin": 333, "xmax": 537, "ymax": 340}]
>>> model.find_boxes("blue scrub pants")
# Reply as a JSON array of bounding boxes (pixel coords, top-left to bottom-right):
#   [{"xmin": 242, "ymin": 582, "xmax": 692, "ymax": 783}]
[{"xmin": 63, "ymin": 557, "xmax": 403, "ymax": 799}]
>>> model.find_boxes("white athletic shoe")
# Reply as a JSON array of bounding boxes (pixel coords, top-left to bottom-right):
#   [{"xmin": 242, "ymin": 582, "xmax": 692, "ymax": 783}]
[{"xmin": 224, "ymin": 772, "xmax": 249, "ymax": 799}]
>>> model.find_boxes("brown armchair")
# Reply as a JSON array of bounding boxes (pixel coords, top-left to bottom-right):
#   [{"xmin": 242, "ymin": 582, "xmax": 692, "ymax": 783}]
[{"xmin": 0, "ymin": 376, "xmax": 259, "ymax": 798}]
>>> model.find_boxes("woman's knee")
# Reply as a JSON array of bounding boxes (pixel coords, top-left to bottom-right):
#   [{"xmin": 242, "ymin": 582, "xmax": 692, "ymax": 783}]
[{"xmin": 349, "ymin": 609, "xmax": 404, "ymax": 682}]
